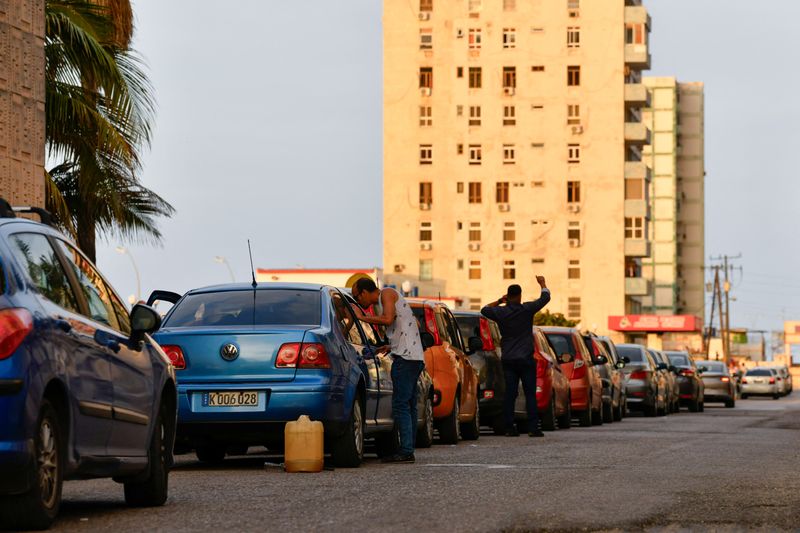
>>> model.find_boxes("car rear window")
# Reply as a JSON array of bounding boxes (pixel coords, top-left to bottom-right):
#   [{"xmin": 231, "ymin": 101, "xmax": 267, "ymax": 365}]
[
  {"xmin": 165, "ymin": 289, "xmax": 320, "ymax": 327},
  {"xmin": 666, "ymin": 352, "xmax": 690, "ymax": 366},
  {"xmin": 544, "ymin": 333, "xmax": 576, "ymax": 357},
  {"xmin": 746, "ymin": 368, "xmax": 773, "ymax": 377},
  {"xmin": 617, "ymin": 345, "xmax": 646, "ymax": 362},
  {"xmin": 457, "ymin": 316, "xmax": 480, "ymax": 343}
]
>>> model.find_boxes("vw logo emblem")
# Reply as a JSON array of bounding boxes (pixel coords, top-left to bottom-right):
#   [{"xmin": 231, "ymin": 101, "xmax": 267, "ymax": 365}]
[{"xmin": 220, "ymin": 343, "xmax": 239, "ymax": 361}]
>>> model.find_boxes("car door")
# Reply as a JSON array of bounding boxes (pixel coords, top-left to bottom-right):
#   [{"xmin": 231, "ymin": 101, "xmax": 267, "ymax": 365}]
[
  {"xmin": 442, "ymin": 308, "xmax": 477, "ymax": 418},
  {"xmin": 54, "ymin": 239, "xmax": 153, "ymax": 456},
  {"xmin": 6, "ymin": 231, "xmax": 114, "ymax": 457}
]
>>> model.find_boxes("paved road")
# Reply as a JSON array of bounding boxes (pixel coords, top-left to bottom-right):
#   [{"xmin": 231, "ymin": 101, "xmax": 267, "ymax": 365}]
[{"xmin": 52, "ymin": 393, "xmax": 800, "ymax": 532}]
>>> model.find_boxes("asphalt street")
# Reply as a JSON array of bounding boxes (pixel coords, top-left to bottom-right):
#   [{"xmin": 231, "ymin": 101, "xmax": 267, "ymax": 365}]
[{"xmin": 50, "ymin": 392, "xmax": 800, "ymax": 532}]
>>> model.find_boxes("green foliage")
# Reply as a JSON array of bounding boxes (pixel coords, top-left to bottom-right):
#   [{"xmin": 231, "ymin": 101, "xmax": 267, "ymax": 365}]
[{"xmin": 534, "ymin": 310, "xmax": 578, "ymax": 327}]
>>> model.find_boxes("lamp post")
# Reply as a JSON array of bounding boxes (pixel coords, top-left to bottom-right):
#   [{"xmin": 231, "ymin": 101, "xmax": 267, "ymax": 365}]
[
  {"xmin": 214, "ymin": 256, "xmax": 235, "ymax": 282},
  {"xmin": 115, "ymin": 246, "xmax": 141, "ymax": 303}
]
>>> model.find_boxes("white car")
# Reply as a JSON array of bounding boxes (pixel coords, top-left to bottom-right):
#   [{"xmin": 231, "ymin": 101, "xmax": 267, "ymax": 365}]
[{"xmin": 741, "ymin": 368, "xmax": 781, "ymax": 400}]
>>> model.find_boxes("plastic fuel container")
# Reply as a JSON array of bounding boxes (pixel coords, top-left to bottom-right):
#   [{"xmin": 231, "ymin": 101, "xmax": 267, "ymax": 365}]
[{"xmin": 284, "ymin": 415, "xmax": 324, "ymax": 473}]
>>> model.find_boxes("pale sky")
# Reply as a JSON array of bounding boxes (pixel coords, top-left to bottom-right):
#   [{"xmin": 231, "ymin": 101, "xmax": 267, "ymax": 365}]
[{"xmin": 95, "ymin": 0, "xmax": 800, "ymax": 337}]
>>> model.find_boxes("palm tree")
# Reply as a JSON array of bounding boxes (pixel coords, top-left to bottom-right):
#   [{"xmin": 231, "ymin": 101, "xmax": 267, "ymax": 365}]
[{"xmin": 44, "ymin": 0, "xmax": 173, "ymax": 262}]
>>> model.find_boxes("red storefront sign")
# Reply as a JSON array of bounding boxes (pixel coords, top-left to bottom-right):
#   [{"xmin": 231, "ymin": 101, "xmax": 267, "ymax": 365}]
[{"xmin": 608, "ymin": 315, "xmax": 702, "ymax": 332}]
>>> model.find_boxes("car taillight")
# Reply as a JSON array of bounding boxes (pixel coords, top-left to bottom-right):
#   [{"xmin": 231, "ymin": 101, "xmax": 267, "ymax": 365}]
[
  {"xmin": 479, "ymin": 318, "xmax": 495, "ymax": 350},
  {"xmin": 0, "ymin": 308, "xmax": 33, "ymax": 360},
  {"xmin": 572, "ymin": 356, "xmax": 586, "ymax": 379},
  {"xmin": 276, "ymin": 343, "xmax": 330, "ymax": 369},
  {"xmin": 423, "ymin": 307, "xmax": 441, "ymax": 345},
  {"xmin": 536, "ymin": 360, "xmax": 546, "ymax": 377},
  {"xmin": 483, "ymin": 389, "xmax": 494, "ymax": 399},
  {"xmin": 721, "ymin": 376, "xmax": 730, "ymax": 382},
  {"xmin": 161, "ymin": 345, "xmax": 186, "ymax": 370},
  {"xmin": 679, "ymin": 369, "xmax": 695, "ymax": 377},
  {"xmin": 769, "ymin": 377, "xmax": 776, "ymax": 384},
  {"xmin": 741, "ymin": 378, "xmax": 748, "ymax": 384},
  {"xmin": 276, "ymin": 343, "xmax": 300, "ymax": 367},
  {"xmin": 630, "ymin": 370, "xmax": 648, "ymax": 380}
]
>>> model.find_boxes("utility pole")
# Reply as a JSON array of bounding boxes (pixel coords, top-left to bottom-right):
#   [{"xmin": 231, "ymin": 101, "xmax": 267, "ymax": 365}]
[
  {"xmin": 709, "ymin": 254, "xmax": 742, "ymax": 365},
  {"xmin": 704, "ymin": 267, "xmax": 718, "ymax": 358},
  {"xmin": 715, "ymin": 269, "xmax": 725, "ymax": 362}
]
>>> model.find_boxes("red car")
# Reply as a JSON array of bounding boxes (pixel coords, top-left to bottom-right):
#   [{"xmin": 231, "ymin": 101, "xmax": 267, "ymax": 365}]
[{"xmin": 541, "ymin": 327, "xmax": 604, "ymax": 427}]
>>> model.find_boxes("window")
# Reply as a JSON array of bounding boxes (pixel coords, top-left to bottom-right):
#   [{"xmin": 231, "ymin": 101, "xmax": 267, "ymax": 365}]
[
  {"xmin": 468, "ymin": 144, "xmax": 482, "ymax": 165},
  {"xmin": 531, "ymin": 65, "xmax": 545, "ymax": 72},
  {"xmin": 625, "ymin": 217, "xmax": 645, "ymax": 239},
  {"xmin": 469, "ymin": 105, "xmax": 481, "ymax": 126},
  {"xmin": 457, "ymin": 67, "xmax": 464, "ymax": 78},
  {"xmin": 331, "ymin": 292, "xmax": 364, "ymax": 345},
  {"xmin": 568, "ymin": 259, "xmax": 581, "ymax": 279},
  {"xmin": 503, "ymin": 144, "xmax": 515, "ymax": 164},
  {"xmin": 503, "ymin": 66, "xmax": 516, "ymax": 88},
  {"xmin": 468, "ymin": 0, "xmax": 481, "ymax": 14},
  {"xmin": 55, "ymin": 240, "xmax": 118, "ymax": 329},
  {"xmin": 567, "ymin": 221, "xmax": 581, "ymax": 242},
  {"xmin": 456, "ymin": 104, "xmax": 464, "ymax": 116},
  {"xmin": 503, "ymin": 105, "xmax": 516, "ymax": 126},
  {"xmin": 420, "ymin": 259, "xmax": 433, "ymax": 281},
  {"xmin": 420, "ymin": 28, "xmax": 433, "ymax": 49},
  {"xmin": 496, "ymin": 182, "xmax": 509, "ymax": 203},
  {"xmin": 567, "ymin": 297, "xmax": 581, "ymax": 319},
  {"xmin": 457, "ymin": 143, "xmax": 464, "ymax": 154},
  {"xmin": 567, "ymin": 27, "xmax": 580, "ymax": 48},
  {"xmin": 469, "ymin": 260, "xmax": 482, "ymax": 280},
  {"xmin": 503, "ymin": 0, "xmax": 515, "ymax": 10},
  {"xmin": 468, "ymin": 222, "xmax": 481, "ymax": 242},
  {"xmin": 625, "ymin": 178, "xmax": 644, "ymax": 200},
  {"xmin": 420, "ymin": 0, "xmax": 432, "ymax": 12},
  {"xmin": 109, "ymin": 291, "xmax": 131, "ymax": 335},
  {"xmin": 532, "ymin": 258, "xmax": 545, "ymax": 264},
  {"xmin": 457, "ymin": 182, "xmax": 464, "ymax": 193},
  {"xmin": 8, "ymin": 233, "xmax": 79, "ymax": 313},
  {"xmin": 419, "ymin": 67, "xmax": 433, "ymax": 89},
  {"xmin": 503, "ymin": 28, "xmax": 516, "ymax": 48},
  {"xmin": 503, "ymin": 222, "xmax": 516, "ymax": 242},
  {"xmin": 420, "ymin": 222, "xmax": 433, "ymax": 241},
  {"xmin": 567, "ymin": 104, "xmax": 581, "ymax": 125},
  {"xmin": 568, "ymin": 0, "xmax": 580, "ymax": 8},
  {"xmin": 567, "ymin": 65, "xmax": 580, "ymax": 86},
  {"xmin": 503, "ymin": 260, "xmax": 516, "ymax": 280},
  {"xmin": 469, "ymin": 298, "xmax": 481, "ymax": 311},
  {"xmin": 420, "ymin": 144, "xmax": 433, "ymax": 164},
  {"xmin": 567, "ymin": 180, "xmax": 581, "ymax": 203},
  {"xmin": 419, "ymin": 106, "xmax": 432, "ymax": 126},
  {"xmin": 468, "ymin": 28, "xmax": 481, "ymax": 49},
  {"xmin": 625, "ymin": 23, "xmax": 646, "ymax": 45},
  {"xmin": 568, "ymin": 144, "xmax": 580, "ymax": 163},
  {"xmin": 419, "ymin": 182, "xmax": 432, "ymax": 205},
  {"xmin": 468, "ymin": 67, "xmax": 482, "ymax": 88},
  {"xmin": 457, "ymin": 259, "xmax": 464, "ymax": 270},
  {"xmin": 468, "ymin": 182, "xmax": 482, "ymax": 203}
]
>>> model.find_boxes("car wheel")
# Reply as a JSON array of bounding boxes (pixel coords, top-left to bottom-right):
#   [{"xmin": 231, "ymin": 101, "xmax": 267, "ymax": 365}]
[
  {"xmin": 195, "ymin": 444, "xmax": 226, "ymax": 464},
  {"xmin": 331, "ymin": 396, "xmax": 365, "ymax": 468},
  {"xmin": 699, "ymin": 400, "xmax": 705, "ymax": 412},
  {"xmin": 415, "ymin": 391, "xmax": 434, "ymax": 448},
  {"xmin": 541, "ymin": 394, "xmax": 557, "ymax": 431},
  {"xmin": 645, "ymin": 395, "xmax": 657, "ymax": 417},
  {"xmin": 557, "ymin": 395, "xmax": 572, "ymax": 429},
  {"xmin": 578, "ymin": 395, "xmax": 592, "ymax": 427},
  {"xmin": 741, "ymin": 393, "xmax": 748, "ymax": 400},
  {"xmin": 437, "ymin": 394, "xmax": 461, "ymax": 444},
  {"xmin": 772, "ymin": 393, "xmax": 780, "ymax": 400},
  {"xmin": 602, "ymin": 400, "xmax": 613, "ymax": 424},
  {"xmin": 0, "ymin": 400, "xmax": 63, "ymax": 531},
  {"xmin": 725, "ymin": 398, "xmax": 735, "ymax": 408},
  {"xmin": 689, "ymin": 397, "xmax": 699, "ymax": 412},
  {"xmin": 125, "ymin": 403, "xmax": 169, "ymax": 507},
  {"xmin": 460, "ymin": 394, "xmax": 480, "ymax": 440}
]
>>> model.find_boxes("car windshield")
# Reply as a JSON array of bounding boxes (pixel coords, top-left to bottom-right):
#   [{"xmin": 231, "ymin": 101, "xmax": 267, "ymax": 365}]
[
  {"xmin": 617, "ymin": 345, "xmax": 646, "ymax": 363},
  {"xmin": 746, "ymin": 368, "xmax": 773, "ymax": 377},
  {"xmin": 666, "ymin": 353, "xmax": 690, "ymax": 366},
  {"xmin": 165, "ymin": 289, "xmax": 321, "ymax": 327},
  {"xmin": 544, "ymin": 333, "xmax": 576, "ymax": 357},
  {"xmin": 457, "ymin": 316, "xmax": 480, "ymax": 343}
]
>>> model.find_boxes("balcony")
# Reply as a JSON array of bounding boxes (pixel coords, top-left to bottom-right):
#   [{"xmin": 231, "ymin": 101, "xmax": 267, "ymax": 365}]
[
  {"xmin": 624, "ymin": 239, "xmax": 651, "ymax": 258},
  {"xmin": 624, "ymin": 83, "xmax": 650, "ymax": 107},
  {"xmin": 625, "ymin": 277, "xmax": 652, "ymax": 296},
  {"xmin": 625, "ymin": 44, "xmax": 651, "ymax": 70},
  {"xmin": 624, "ymin": 161, "xmax": 651, "ymax": 180},
  {"xmin": 625, "ymin": 5, "xmax": 651, "ymax": 26},
  {"xmin": 624, "ymin": 199, "xmax": 649, "ymax": 218},
  {"xmin": 625, "ymin": 122, "xmax": 651, "ymax": 146}
]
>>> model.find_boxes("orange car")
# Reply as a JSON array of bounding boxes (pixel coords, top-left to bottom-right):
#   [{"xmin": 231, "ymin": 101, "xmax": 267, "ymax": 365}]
[
  {"xmin": 408, "ymin": 299, "xmax": 480, "ymax": 444},
  {"xmin": 541, "ymin": 327, "xmax": 603, "ymax": 427}
]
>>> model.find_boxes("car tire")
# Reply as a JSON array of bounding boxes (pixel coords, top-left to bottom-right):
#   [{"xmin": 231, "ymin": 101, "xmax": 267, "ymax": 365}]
[
  {"xmin": 689, "ymin": 397, "xmax": 699, "ymax": 412},
  {"xmin": 331, "ymin": 396, "xmax": 365, "ymax": 468},
  {"xmin": 699, "ymin": 400, "xmax": 705, "ymax": 412},
  {"xmin": 0, "ymin": 400, "xmax": 63, "ymax": 531},
  {"xmin": 415, "ymin": 391, "xmax": 434, "ymax": 448},
  {"xmin": 541, "ymin": 395, "xmax": 557, "ymax": 431},
  {"xmin": 557, "ymin": 396, "xmax": 572, "ymax": 429},
  {"xmin": 602, "ymin": 400, "xmax": 613, "ymax": 424},
  {"xmin": 437, "ymin": 394, "xmax": 460, "ymax": 444},
  {"xmin": 125, "ymin": 404, "xmax": 169, "ymax": 507},
  {"xmin": 772, "ymin": 393, "xmax": 780, "ymax": 400},
  {"xmin": 725, "ymin": 398, "xmax": 735, "ymax": 408},
  {"xmin": 460, "ymin": 395, "xmax": 480, "ymax": 441},
  {"xmin": 195, "ymin": 445, "xmax": 226, "ymax": 464},
  {"xmin": 613, "ymin": 397, "xmax": 623, "ymax": 422},
  {"xmin": 375, "ymin": 425, "xmax": 400, "ymax": 458},
  {"xmin": 644, "ymin": 397, "xmax": 657, "ymax": 417},
  {"xmin": 741, "ymin": 393, "xmax": 748, "ymax": 400},
  {"xmin": 578, "ymin": 395, "xmax": 592, "ymax": 427}
]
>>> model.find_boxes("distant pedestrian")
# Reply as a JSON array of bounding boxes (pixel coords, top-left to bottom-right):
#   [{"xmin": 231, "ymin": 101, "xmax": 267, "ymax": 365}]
[
  {"xmin": 481, "ymin": 277, "xmax": 551, "ymax": 437},
  {"xmin": 352, "ymin": 277, "xmax": 425, "ymax": 463}
]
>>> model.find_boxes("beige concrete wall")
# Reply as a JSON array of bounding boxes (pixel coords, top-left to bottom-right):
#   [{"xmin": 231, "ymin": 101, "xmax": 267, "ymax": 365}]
[{"xmin": 0, "ymin": 0, "xmax": 45, "ymax": 207}]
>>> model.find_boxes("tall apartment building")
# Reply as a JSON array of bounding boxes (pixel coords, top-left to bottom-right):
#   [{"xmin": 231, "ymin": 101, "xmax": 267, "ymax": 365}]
[
  {"xmin": 383, "ymin": 0, "xmax": 653, "ymax": 334},
  {"xmin": 641, "ymin": 78, "xmax": 705, "ymax": 325}
]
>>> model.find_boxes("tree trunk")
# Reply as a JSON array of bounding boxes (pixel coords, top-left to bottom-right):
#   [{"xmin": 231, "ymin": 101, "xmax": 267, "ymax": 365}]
[{"xmin": 76, "ymin": 207, "xmax": 97, "ymax": 263}]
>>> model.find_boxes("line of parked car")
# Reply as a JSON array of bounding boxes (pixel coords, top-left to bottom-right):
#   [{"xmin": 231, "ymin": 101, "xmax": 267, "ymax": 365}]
[{"xmin": 0, "ymin": 201, "xmax": 794, "ymax": 530}]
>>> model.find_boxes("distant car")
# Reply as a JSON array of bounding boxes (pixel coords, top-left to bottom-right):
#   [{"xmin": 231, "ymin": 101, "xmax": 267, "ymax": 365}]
[
  {"xmin": 454, "ymin": 311, "xmax": 506, "ymax": 434},
  {"xmin": 409, "ymin": 299, "xmax": 480, "ymax": 443},
  {"xmin": 648, "ymin": 349, "xmax": 679, "ymax": 414},
  {"xmin": 616, "ymin": 344, "xmax": 667, "ymax": 417},
  {"xmin": 664, "ymin": 351, "xmax": 705, "ymax": 412},
  {"xmin": 740, "ymin": 367, "xmax": 781, "ymax": 400},
  {"xmin": 582, "ymin": 334, "xmax": 625, "ymax": 423},
  {"xmin": 696, "ymin": 360, "xmax": 736, "ymax": 407},
  {"xmin": 0, "ymin": 203, "xmax": 176, "ymax": 530},
  {"xmin": 541, "ymin": 327, "xmax": 603, "ymax": 427},
  {"xmin": 764, "ymin": 365, "xmax": 792, "ymax": 396},
  {"xmin": 594, "ymin": 336, "xmax": 628, "ymax": 420}
]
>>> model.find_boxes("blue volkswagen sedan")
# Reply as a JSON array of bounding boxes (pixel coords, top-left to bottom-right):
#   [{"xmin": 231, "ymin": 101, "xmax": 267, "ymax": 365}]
[{"xmin": 150, "ymin": 282, "xmax": 431, "ymax": 467}]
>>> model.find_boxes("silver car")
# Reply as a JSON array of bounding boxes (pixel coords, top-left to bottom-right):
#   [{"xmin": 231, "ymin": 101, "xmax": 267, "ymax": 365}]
[
  {"xmin": 616, "ymin": 344, "xmax": 666, "ymax": 417},
  {"xmin": 741, "ymin": 367, "xmax": 782, "ymax": 400},
  {"xmin": 697, "ymin": 360, "xmax": 736, "ymax": 407}
]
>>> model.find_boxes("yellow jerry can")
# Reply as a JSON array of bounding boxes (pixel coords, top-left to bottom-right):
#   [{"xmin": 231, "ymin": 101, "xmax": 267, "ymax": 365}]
[{"xmin": 284, "ymin": 415, "xmax": 324, "ymax": 473}]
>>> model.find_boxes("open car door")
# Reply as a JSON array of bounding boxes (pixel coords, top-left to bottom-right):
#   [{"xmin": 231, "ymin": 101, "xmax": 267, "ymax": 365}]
[{"xmin": 146, "ymin": 290, "xmax": 182, "ymax": 307}]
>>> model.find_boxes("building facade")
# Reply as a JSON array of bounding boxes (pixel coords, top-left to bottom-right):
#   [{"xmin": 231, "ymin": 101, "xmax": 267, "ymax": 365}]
[
  {"xmin": 383, "ymin": 0, "xmax": 653, "ymax": 334},
  {"xmin": 0, "ymin": 0, "xmax": 45, "ymax": 207}
]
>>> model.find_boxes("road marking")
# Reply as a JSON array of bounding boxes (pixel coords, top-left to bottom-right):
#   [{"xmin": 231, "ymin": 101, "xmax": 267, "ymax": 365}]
[{"xmin": 423, "ymin": 463, "xmax": 514, "ymax": 469}]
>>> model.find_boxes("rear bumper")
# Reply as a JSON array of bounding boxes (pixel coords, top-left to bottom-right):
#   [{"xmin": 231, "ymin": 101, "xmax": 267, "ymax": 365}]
[
  {"xmin": 569, "ymin": 380, "xmax": 590, "ymax": 411},
  {"xmin": 741, "ymin": 384, "xmax": 777, "ymax": 396},
  {"xmin": 0, "ymin": 439, "xmax": 34, "ymax": 495},
  {"xmin": 625, "ymin": 380, "xmax": 654, "ymax": 409}
]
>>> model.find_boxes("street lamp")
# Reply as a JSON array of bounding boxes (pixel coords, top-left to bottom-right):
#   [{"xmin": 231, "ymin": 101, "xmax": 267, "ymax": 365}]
[
  {"xmin": 115, "ymin": 246, "xmax": 141, "ymax": 303},
  {"xmin": 214, "ymin": 256, "xmax": 235, "ymax": 282}
]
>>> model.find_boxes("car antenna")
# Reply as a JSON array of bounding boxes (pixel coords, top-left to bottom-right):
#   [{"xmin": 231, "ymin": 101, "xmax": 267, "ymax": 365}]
[{"xmin": 247, "ymin": 239, "xmax": 257, "ymax": 288}]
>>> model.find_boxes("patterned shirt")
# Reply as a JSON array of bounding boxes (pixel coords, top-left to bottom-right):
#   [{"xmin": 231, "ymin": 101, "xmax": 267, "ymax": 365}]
[{"xmin": 384, "ymin": 288, "xmax": 425, "ymax": 361}]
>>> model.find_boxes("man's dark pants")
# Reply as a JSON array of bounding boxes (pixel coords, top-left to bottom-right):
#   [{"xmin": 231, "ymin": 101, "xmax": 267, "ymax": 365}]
[
  {"xmin": 503, "ymin": 358, "xmax": 538, "ymax": 432},
  {"xmin": 391, "ymin": 355, "xmax": 425, "ymax": 456}
]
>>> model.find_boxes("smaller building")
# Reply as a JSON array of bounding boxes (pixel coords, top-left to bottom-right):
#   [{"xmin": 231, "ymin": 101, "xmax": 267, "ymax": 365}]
[
  {"xmin": 607, "ymin": 314, "xmax": 703, "ymax": 353},
  {"xmin": 782, "ymin": 321, "xmax": 800, "ymax": 365}
]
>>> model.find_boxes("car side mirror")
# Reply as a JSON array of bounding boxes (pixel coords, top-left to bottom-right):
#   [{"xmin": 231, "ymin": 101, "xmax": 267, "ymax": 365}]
[
  {"xmin": 622, "ymin": 356, "xmax": 631, "ymax": 364},
  {"xmin": 467, "ymin": 336, "xmax": 484, "ymax": 354},
  {"xmin": 420, "ymin": 331, "xmax": 436, "ymax": 350},
  {"xmin": 129, "ymin": 304, "xmax": 162, "ymax": 348},
  {"xmin": 669, "ymin": 365, "xmax": 678, "ymax": 373},
  {"xmin": 594, "ymin": 355, "xmax": 608, "ymax": 365},
  {"xmin": 615, "ymin": 361, "xmax": 626, "ymax": 370},
  {"xmin": 698, "ymin": 366, "xmax": 707, "ymax": 373},
  {"xmin": 656, "ymin": 362, "xmax": 668, "ymax": 371}
]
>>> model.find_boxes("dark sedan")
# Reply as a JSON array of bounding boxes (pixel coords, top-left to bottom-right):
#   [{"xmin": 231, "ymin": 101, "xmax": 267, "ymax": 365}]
[{"xmin": 664, "ymin": 351, "xmax": 704, "ymax": 412}]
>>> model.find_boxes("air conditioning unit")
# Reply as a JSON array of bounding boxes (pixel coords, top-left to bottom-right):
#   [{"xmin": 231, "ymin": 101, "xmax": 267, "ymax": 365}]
[
  {"xmin": 420, "ymin": 242, "xmax": 433, "ymax": 251},
  {"xmin": 419, "ymin": 12, "xmax": 430, "ymax": 21},
  {"xmin": 468, "ymin": 243, "xmax": 481, "ymax": 252},
  {"xmin": 503, "ymin": 243, "xmax": 514, "ymax": 251},
  {"xmin": 568, "ymin": 238, "xmax": 581, "ymax": 248},
  {"xmin": 567, "ymin": 203, "xmax": 581, "ymax": 213},
  {"xmin": 420, "ymin": 203, "xmax": 431, "ymax": 211},
  {"xmin": 498, "ymin": 203, "xmax": 510, "ymax": 212},
  {"xmin": 420, "ymin": 87, "xmax": 431, "ymax": 97},
  {"xmin": 456, "ymin": 28, "xmax": 464, "ymax": 38},
  {"xmin": 571, "ymin": 125, "xmax": 584, "ymax": 134},
  {"xmin": 568, "ymin": 9, "xmax": 580, "ymax": 18},
  {"xmin": 504, "ymin": 87, "xmax": 515, "ymax": 96},
  {"xmin": 393, "ymin": 264, "xmax": 405, "ymax": 273}
]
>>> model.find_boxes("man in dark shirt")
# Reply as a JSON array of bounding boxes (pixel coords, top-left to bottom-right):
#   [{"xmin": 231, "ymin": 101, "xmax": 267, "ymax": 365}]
[{"xmin": 481, "ymin": 276, "xmax": 551, "ymax": 437}]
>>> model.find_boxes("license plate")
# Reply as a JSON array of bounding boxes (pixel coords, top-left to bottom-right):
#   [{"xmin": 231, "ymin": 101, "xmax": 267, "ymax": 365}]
[
  {"xmin": 204, "ymin": 391, "xmax": 258, "ymax": 407},
  {"xmin": 754, "ymin": 379, "xmax": 764, "ymax": 384}
]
